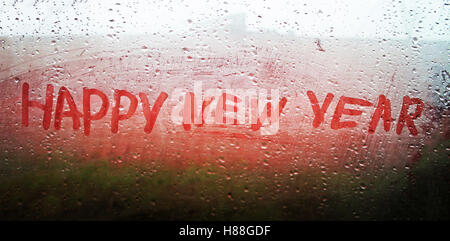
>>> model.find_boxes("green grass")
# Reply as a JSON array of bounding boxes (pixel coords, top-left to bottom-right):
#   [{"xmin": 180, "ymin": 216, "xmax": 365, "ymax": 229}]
[{"xmin": 0, "ymin": 140, "xmax": 448, "ymax": 220}]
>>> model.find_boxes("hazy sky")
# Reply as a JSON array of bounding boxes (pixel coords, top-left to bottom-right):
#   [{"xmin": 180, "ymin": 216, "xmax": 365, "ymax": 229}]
[{"xmin": 0, "ymin": 0, "xmax": 448, "ymax": 40}]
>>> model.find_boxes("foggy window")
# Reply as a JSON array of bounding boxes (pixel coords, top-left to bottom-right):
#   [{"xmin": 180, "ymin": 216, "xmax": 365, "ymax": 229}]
[{"xmin": 0, "ymin": 0, "xmax": 448, "ymax": 221}]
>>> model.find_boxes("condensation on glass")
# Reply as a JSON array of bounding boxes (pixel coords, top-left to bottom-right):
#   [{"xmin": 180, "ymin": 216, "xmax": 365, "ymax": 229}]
[{"xmin": 0, "ymin": 0, "xmax": 448, "ymax": 220}]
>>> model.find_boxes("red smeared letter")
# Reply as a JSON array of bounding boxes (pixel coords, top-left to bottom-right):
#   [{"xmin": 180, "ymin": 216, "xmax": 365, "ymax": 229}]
[
  {"xmin": 22, "ymin": 82, "xmax": 54, "ymax": 129},
  {"xmin": 182, "ymin": 93, "xmax": 214, "ymax": 130},
  {"xmin": 55, "ymin": 87, "xmax": 82, "ymax": 130},
  {"xmin": 215, "ymin": 93, "xmax": 240, "ymax": 125},
  {"xmin": 368, "ymin": 95, "xmax": 393, "ymax": 134},
  {"xmin": 83, "ymin": 88, "xmax": 109, "ymax": 136},
  {"xmin": 139, "ymin": 92, "xmax": 168, "ymax": 134},
  {"xmin": 251, "ymin": 97, "xmax": 288, "ymax": 131},
  {"xmin": 196, "ymin": 96, "xmax": 214, "ymax": 127},
  {"xmin": 396, "ymin": 96, "xmax": 424, "ymax": 136},
  {"xmin": 307, "ymin": 91, "xmax": 334, "ymax": 128},
  {"xmin": 111, "ymin": 89, "xmax": 138, "ymax": 133},
  {"xmin": 331, "ymin": 96, "xmax": 372, "ymax": 129},
  {"xmin": 183, "ymin": 92, "xmax": 196, "ymax": 130}
]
